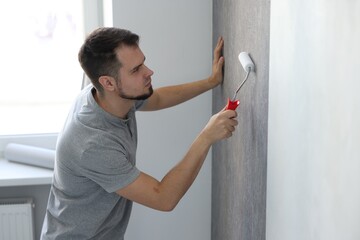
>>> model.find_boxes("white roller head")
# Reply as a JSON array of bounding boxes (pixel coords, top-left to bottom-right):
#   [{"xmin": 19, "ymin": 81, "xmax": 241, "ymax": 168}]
[{"xmin": 238, "ymin": 52, "xmax": 254, "ymax": 73}]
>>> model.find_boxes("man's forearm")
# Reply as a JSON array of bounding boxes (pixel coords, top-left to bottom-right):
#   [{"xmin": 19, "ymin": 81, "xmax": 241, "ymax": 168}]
[
  {"xmin": 142, "ymin": 77, "xmax": 217, "ymax": 111},
  {"xmin": 156, "ymin": 133, "xmax": 212, "ymax": 211}
]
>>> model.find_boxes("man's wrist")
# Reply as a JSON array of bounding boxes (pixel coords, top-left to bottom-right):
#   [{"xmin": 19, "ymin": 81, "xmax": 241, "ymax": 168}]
[{"xmin": 207, "ymin": 75, "xmax": 220, "ymax": 89}]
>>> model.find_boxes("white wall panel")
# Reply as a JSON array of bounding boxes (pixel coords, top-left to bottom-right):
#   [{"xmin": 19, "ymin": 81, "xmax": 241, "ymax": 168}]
[{"xmin": 267, "ymin": 1, "xmax": 360, "ymax": 239}]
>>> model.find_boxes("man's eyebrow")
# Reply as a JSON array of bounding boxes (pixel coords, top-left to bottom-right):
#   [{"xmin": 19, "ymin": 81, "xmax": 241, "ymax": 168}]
[{"xmin": 130, "ymin": 57, "xmax": 146, "ymax": 73}]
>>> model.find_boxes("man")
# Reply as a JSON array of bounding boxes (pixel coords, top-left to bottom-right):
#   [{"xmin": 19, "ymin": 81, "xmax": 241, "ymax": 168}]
[{"xmin": 41, "ymin": 27, "xmax": 237, "ymax": 239}]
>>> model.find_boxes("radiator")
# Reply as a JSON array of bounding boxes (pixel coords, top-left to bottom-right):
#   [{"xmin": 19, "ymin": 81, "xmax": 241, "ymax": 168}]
[{"xmin": 0, "ymin": 198, "xmax": 35, "ymax": 240}]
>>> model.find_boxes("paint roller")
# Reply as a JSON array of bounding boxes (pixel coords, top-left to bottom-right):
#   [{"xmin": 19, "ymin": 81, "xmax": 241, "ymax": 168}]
[{"xmin": 225, "ymin": 52, "xmax": 255, "ymax": 110}]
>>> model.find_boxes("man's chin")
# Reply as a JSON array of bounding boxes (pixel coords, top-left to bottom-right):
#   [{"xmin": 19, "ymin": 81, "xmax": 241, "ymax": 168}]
[
  {"xmin": 135, "ymin": 92, "xmax": 153, "ymax": 100},
  {"xmin": 122, "ymin": 87, "xmax": 154, "ymax": 101}
]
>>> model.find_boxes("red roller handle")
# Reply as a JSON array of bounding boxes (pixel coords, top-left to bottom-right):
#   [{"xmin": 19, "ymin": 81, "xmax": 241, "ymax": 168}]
[{"xmin": 225, "ymin": 98, "xmax": 240, "ymax": 110}]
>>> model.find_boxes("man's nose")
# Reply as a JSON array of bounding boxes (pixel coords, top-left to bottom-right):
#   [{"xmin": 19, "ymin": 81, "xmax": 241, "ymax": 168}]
[{"xmin": 144, "ymin": 65, "xmax": 154, "ymax": 78}]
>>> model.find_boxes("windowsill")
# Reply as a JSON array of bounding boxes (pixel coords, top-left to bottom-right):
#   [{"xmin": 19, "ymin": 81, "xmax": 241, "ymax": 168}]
[{"xmin": 0, "ymin": 158, "xmax": 53, "ymax": 187}]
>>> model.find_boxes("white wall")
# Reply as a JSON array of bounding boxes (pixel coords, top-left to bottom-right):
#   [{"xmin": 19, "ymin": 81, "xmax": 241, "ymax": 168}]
[
  {"xmin": 267, "ymin": 1, "xmax": 360, "ymax": 240},
  {"xmin": 111, "ymin": 1, "xmax": 212, "ymax": 239}
]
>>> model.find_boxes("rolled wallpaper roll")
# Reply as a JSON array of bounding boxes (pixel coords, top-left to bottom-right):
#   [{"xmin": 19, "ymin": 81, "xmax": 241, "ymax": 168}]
[{"xmin": 4, "ymin": 143, "xmax": 55, "ymax": 169}]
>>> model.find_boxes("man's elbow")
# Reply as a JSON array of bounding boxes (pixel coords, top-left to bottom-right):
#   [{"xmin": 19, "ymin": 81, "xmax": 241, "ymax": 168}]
[
  {"xmin": 157, "ymin": 200, "xmax": 178, "ymax": 212},
  {"xmin": 152, "ymin": 183, "xmax": 183, "ymax": 212},
  {"xmin": 155, "ymin": 197, "xmax": 181, "ymax": 212}
]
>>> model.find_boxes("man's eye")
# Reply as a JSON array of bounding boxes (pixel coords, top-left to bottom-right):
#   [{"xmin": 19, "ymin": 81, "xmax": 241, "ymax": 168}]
[{"xmin": 132, "ymin": 66, "xmax": 141, "ymax": 73}]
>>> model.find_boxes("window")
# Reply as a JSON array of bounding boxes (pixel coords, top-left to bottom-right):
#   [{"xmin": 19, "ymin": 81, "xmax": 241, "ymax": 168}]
[{"xmin": 0, "ymin": 0, "xmax": 86, "ymax": 135}]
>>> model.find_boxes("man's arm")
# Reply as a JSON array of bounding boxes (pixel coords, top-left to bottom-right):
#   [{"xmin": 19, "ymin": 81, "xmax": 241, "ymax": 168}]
[
  {"xmin": 140, "ymin": 37, "xmax": 224, "ymax": 111},
  {"xmin": 116, "ymin": 108, "xmax": 238, "ymax": 211}
]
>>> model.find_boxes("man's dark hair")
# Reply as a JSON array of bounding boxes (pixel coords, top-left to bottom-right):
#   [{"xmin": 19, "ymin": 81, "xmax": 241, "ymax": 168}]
[{"xmin": 78, "ymin": 27, "xmax": 139, "ymax": 93}]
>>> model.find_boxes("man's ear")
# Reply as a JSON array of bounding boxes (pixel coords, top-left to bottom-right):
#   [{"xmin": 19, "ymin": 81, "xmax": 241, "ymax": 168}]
[{"xmin": 99, "ymin": 76, "xmax": 116, "ymax": 91}]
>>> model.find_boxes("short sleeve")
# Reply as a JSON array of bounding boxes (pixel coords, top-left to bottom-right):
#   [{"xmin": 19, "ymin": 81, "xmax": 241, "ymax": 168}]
[{"xmin": 80, "ymin": 146, "xmax": 140, "ymax": 193}]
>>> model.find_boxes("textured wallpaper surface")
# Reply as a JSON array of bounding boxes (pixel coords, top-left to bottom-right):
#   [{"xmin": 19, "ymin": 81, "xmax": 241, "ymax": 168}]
[{"xmin": 212, "ymin": 1, "xmax": 270, "ymax": 239}]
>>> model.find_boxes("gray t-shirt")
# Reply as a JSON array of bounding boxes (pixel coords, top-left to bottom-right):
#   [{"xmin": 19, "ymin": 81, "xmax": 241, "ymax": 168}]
[{"xmin": 41, "ymin": 85, "xmax": 144, "ymax": 239}]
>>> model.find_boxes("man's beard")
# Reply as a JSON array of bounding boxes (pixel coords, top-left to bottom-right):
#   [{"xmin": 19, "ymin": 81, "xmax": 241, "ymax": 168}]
[{"xmin": 118, "ymin": 85, "xmax": 154, "ymax": 101}]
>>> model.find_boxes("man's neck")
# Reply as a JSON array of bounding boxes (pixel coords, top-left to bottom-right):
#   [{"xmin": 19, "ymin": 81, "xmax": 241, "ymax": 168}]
[{"xmin": 93, "ymin": 89, "xmax": 134, "ymax": 119}]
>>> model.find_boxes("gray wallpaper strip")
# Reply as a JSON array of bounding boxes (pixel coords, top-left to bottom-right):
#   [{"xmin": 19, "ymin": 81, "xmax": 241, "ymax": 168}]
[{"xmin": 211, "ymin": 1, "xmax": 270, "ymax": 239}]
